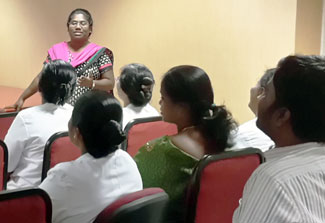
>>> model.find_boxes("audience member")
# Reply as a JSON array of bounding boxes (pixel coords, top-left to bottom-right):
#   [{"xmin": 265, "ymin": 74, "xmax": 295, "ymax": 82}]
[
  {"xmin": 232, "ymin": 68, "xmax": 275, "ymax": 151},
  {"xmin": 134, "ymin": 65, "xmax": 236, "ymax": 222},
  {"xmin": 5, "ymin": 60, "xmax": 76, "ymax": 189},
  {"xmin": 116, "ymin": 63, "xmax": 159, "ymax": 129},
  {"xmin": 39, "ymin": 91, "xmax": 142, "ymax": 223},
  {"xmin": 233, "ymin": 55, "xmax": 325, "ymax": 222}
]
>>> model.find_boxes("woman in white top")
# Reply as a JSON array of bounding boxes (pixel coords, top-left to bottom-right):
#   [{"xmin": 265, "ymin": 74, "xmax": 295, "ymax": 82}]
[
  {"xmin": 39, "ymin": 91, "xmax": 142, "ymax": 223},
  {"xmin": 5, "ymin": 60, "xmax": 76, "ymax": 189},
  {"xmin": 117, "ymin": 63, "xmax": 160, "ymax": 129}
]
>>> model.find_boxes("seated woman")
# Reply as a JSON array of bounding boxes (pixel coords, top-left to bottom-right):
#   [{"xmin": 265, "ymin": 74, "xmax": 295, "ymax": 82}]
[
  {"xmin": 116, "ymin": 63, "xmax": 159, "ymax": 129},
  {"xmin": 5, "ymin": 60, "xmax": 76, "ymax": 189},
  {"xmin": 134, "ymin": 65, "xmax": 237, "ymax": 222},
  {"xmin": 39, "ymin": 91, "xmax": 143, "ymax": 223}
]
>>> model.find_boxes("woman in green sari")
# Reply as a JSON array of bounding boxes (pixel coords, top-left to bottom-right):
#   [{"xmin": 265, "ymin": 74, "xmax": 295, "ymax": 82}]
[{"xmin": 134, "ymin": 65, "xmax": 237, "ymax": 222}]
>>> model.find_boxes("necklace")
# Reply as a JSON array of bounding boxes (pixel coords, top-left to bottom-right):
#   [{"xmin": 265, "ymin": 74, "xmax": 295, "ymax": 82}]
[
  {"xmin": 68, "ymin": 50, "xmax": 73, "ymax": 63},
  {"xmin": 180, "ymin": 125, "xmax": 196, "ymax": 133}
]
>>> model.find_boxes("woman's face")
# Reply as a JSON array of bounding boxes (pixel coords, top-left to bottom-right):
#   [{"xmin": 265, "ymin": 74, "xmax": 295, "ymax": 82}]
[
  {"xmin": 68, "ymin": 13, "xmax": 92, "ymax": 41},
  {"xmin": 248, "ymin": 81, "xmax": 264, "ymax": 115},
  {"xmin": 159, "ymin": 85, "xmax": 180, "ymax": 123}
]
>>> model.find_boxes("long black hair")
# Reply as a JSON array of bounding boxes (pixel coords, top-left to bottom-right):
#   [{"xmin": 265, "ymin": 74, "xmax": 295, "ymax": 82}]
[{"xmin": 162, "ymin": 65, "xmax": 237, "ymax": 151}]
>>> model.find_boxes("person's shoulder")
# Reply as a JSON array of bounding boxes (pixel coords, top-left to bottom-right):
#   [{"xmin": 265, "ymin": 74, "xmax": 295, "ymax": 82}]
[
  {"xmin": 145, "ymin": 104, "xmax": 160, "ymax": 115},
  {"xmin": 62, "ymin": 103, "xmax": 73, "ymax": 112},
  {"xmin": 17, "ymin": 104, "xmax": 44, "ymax": 118},
  {"xmin": 135, "ymin": 136, "xmax": 171, "ymax": 156},
  {"xmin": 249, "ymin": 152, "xmax": 302, "ymax": 185},
  {"xmin": 46, "ymin": 155, "xmax": 90, "ymax": 181},
  {"xmin": 148, "ymin": 135, "xmax": 171, "ymax": 147},
  {"xmin": 49, "ymin": 41, "xmax": 66, "ymax": 49}
]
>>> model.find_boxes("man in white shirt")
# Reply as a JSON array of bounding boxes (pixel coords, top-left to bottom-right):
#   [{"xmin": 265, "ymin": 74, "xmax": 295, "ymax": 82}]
[
  {"xmin": 233, "ymin": 55, "xmax": 325, "ymax": 222},
  {"xmin": 232, "ymin": 69, "xmax": 275, "ymax": 152}
]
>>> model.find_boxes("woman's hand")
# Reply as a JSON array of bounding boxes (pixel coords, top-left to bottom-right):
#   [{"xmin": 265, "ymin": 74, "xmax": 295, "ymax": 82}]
[
  {"xmin": 5, "ymin": 98, "xmax": 25, "ymax": 111},
  {"xmin": 78, "ymin": 76, "xmax": 93, "ymax": 88}
]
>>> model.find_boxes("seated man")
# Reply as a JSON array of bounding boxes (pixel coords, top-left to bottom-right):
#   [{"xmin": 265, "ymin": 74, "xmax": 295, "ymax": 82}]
[
  {"xmin": 232, "ymin": 68, "xmax": 275, "ymax": 152},
  {"xmin": 233, "ymin": 55, "xmax": 325, "ymax": 222}
]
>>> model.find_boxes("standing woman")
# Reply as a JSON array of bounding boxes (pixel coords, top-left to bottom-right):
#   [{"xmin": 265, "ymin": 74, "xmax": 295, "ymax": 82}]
[{"xmin": 9, "ymin": 8, "xmax": 114, "ymax": 109}]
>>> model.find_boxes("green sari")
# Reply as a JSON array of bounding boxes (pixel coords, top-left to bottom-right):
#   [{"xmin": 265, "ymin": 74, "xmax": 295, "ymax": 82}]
[{"xmin": 134, "ymin": 136, "xmax": 198, "ymax": 221}]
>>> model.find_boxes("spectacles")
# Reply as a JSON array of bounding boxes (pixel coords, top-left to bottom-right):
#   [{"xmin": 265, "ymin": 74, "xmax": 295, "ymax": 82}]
[{"xmin": 69, "ymin": 21, "xmax": 89, "ymax": 27}]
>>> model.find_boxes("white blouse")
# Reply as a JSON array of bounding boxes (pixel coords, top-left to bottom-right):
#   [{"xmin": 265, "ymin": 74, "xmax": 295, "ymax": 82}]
[
  {"xmin": 122, "ymin": 103, "xmax": 160, "ymax": 129},
  {"xmin": 4, "ymin": 103, "xmax": 73, "ymax": 189},
  {"xmin": 39, "ymin": 149, "xmax": 143, "ymax": 223}
]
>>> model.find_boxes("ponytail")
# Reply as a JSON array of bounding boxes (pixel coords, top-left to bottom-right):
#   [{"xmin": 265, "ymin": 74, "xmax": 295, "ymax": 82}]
[{"xmin": 200, "ymin": 104, "xmax": 237, "ymax": 150}]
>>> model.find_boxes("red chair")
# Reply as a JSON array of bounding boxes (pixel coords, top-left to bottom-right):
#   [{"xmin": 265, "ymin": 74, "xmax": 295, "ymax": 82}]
[
  {"xmin": 186, "ymin": 148, "xmax": 265, "ymax": 223},
  {"xmin": 0, "ymin": 188, "xmax": 52, "ymax": 223},
  {"xmin": 122, "ymin": 116, "xmax": 178, "ymax": 157},
  {"xmin": 94, "ymin": 188, "xmax": 169, "ymax": 223},
  {"xmin": 0, "ymin": 140, "xmax": 8, "ymax": 190},
  {"xmin": 0, "ymin": 111, "xmax": 18, "ymax": 140},
  {"xmin": 41, "ymin": 131, "xmax": 81, "ymax": 181}
]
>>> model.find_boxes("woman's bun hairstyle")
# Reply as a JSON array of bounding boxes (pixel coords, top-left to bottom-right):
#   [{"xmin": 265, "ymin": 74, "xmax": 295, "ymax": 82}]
[
  {"xmin": 71, "ymin": 91, "xmax": 125, "ymax": 158},
  {"xmin": 119, "ymin": 63, "xmax": 155, "ymax": 106}
]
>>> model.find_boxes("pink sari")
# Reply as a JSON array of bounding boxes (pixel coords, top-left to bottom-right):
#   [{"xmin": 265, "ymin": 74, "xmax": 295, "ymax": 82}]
[{"xmin": 47, "ymin": 42, "xmax": 103, "ymax": 68}]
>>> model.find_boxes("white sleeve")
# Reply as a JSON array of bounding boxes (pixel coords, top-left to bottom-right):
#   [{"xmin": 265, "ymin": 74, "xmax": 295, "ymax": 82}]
[
  {"xmin": 39, "ymin": 165, "xmax": 71, "ymax": 223},
  {"xmin": 4, "ymin": 114, "xmax": 29, "ymax": 172},
  {"xmin": 232, "ymin": 170, "xmax": 301, "ymax": 223}
]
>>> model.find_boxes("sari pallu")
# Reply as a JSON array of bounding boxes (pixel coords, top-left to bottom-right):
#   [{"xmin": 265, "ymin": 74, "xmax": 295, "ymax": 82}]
[{"xmin": 46, "ymin": 42, "xmax": 114, "ymax": 105}]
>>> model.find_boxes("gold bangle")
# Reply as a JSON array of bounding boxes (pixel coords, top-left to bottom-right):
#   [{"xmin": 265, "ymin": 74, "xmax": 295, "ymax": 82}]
[{"xmin": 91, "ymin": 80, "xmax": 96, "ymax": 90}]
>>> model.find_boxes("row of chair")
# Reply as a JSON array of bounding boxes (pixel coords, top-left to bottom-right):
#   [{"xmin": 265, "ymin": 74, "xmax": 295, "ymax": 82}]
[
  {"xmin": 0, "ymin": 148, "xmax": 263, "ymax": 223},
  {"xmin": 0, "ymin": 115, "xmax": 178, "ymax": 185},
  {"xmin": 0, "ymin": 187, "xmax": 169, "ymax": 223},
  {"xmin": 0, "ymin": 115, "xmax": 264, "ymax": 222}
]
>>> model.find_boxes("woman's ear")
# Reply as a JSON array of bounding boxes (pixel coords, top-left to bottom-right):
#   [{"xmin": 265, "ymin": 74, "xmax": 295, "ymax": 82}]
[{"xmin": 74, "ymin": 127, "xmax": 87, "ymax": 154}]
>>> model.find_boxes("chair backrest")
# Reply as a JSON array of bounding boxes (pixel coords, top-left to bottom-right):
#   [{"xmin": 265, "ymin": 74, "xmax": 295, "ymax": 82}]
[
  {"xmin": 0, "ymin": 188, "xmax": 52, "ymax": 223},
  {"xmin": 121, "ymin": 116, "xmax": 178, "ymax": 157},
  {"xmin": 41, "ymin": 131, "xmax": 81, "ymax": 181},
  {"xmin": 0, "ymin": 111, "xmax": 18, "ymax": 140},
  {"xmin": 186, "ymin": 148, "xmax": 265, "ymax": 223},
  {"xmin": 94, "ymin": 188, "xmax": 169, "ymax": 223},
  {"xmin": 0, "ymin": 140, "xmax": 8, "ymax": 190}
]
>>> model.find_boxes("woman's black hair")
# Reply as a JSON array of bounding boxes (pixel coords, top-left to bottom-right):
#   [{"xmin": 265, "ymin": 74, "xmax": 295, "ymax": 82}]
[
  {"xmin": 67, "ymin": 8, "xmax": 93, "ymax": 28},
  {"xmin": 39, "ymin": 60, "xmax": 76, "ymax": 105},
  {"xmin": 162, "ymin": 65, "xmax": 237, "ymax": 151},
  {"xmin": 119, "ymin": 63, "xmax": 155, "ymax": 106},
  {"xmin": 71, "ymin": 91, "xmax": 126, "ymax": 158}
]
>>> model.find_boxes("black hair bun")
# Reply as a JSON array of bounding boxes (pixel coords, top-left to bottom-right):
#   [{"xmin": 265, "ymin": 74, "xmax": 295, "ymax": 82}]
[
  {"xmin": 142, "ymin": 77, "xmax": 154, "ymax": 86},
  {"xmin": 101, "ymin": 120, "xmax": 126, "ymax": 146}
]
